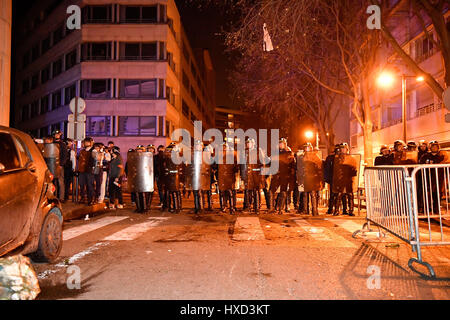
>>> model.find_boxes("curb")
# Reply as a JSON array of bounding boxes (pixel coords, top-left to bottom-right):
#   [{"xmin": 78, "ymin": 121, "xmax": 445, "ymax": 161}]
[{"xmin": 62, "ymin": 203, "xmax": 109, "ymax": 221}]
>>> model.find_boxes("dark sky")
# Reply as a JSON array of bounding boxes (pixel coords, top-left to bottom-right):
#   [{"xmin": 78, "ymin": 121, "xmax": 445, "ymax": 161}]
[{"xmin": 174, "ymin": 1, "xmax": 235, "ymax": 107}]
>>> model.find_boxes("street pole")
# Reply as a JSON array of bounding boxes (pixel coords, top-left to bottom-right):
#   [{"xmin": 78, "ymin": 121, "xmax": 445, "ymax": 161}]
[
  {"xmin": 402, "ymin": 75, "xmax": 407, "ymax": 142},
  {"xmin": 316, "ymin": 132, "xmax": 319, "ymax": 149}
]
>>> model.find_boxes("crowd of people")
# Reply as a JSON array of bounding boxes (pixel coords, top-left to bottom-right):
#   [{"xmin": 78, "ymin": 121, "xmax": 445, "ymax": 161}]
[{"xmin": 36, "ymin": 131, "xmax": 448, "ymax": 217}]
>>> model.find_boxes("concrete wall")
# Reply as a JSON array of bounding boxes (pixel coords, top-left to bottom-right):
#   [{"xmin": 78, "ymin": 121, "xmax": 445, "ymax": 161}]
[{"xmin": 0, "ymin": 0, "xmax": 11, "ymax": 127}]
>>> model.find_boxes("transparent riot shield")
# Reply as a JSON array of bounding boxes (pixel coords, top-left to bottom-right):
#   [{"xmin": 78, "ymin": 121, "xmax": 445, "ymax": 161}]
[
  {"xmin": 185, "ymin": 150, "xmax": 211, "ymax": 191},
  {"xmin": 43, "ymin": 143, "xmax": 60, "ymax": 176},
  {"xmin": 303, "ymin": 150, "xmax": 324, "ymax": 192}
]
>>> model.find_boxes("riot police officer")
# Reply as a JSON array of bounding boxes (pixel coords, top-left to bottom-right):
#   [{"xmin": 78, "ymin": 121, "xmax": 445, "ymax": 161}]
[
  {"xmin": 52, "ymin": 130, "xmax": 68, "ymax": 202},
  {"xmin": 391, "ymin": 140, "xmax": 407, "ymax": 164},
  {"xmin": 218, "ymin": 142, "xmax": 238, "ymax": 214},
  {"xmin": 269, "ymin": 138, "xmax": 295, "ymax": 214},
  {"xmin": 299, "ymin": 143, "xmax": 323, "ymax": 216},
  {"xmin": 77, "ymin": 137, "xmax": 95, "ymax": 205},
  {"xmin": 418, "ymin": 140, "xmax": 429, "ymax": 160},
  {"xmin": 333, "ymin": 142, "xmax": 358, "ymax": 216},
  {"xmin": 324, "ymin": 144, "xmax": 340, "ymax": 214},
  {"xmin": 185, "ymin": 140, "xmax": 213, "ymax": 214},
  {"xmin": 240, "ymin": 138, "xmax": 268, "ymax": 214},
  {"xmin": 162, "ymin": 142, "xmax": 183, "ymax": 213},
  {"xmin": 374, "ymin": 145, "xmax": 393, "ymax": 165}
]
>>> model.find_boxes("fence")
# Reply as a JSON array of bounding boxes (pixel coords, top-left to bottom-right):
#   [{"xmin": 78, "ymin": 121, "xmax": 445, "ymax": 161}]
[{"xmin": 355, "ymin": 164, "xmax": 450, "ymax": 278}]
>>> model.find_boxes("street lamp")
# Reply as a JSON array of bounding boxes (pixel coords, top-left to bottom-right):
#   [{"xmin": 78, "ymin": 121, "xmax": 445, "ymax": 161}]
[
  {"xmin": 305, "ymin": 130, "xmax": 319, "ymax": 149},
  {"xmin": 376, "ymin": 72, "xmax": 424, "ymax": 142}
]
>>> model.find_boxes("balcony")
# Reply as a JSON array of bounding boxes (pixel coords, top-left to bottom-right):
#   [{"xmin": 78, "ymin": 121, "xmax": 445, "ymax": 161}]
[{"xmin": 414, "ymin": 102, "xmax": 443, "ymax": 118}]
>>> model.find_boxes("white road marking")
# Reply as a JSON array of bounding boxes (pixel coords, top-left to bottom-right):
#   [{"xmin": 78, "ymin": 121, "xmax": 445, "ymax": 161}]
[
  {"xmin": 293, "ymin": 219, "xmax": 332, "ymax": 241},
  {"xmin": 293, "ymin": 218, "xmax": 356, "ymax": 247},
  {"xmin": 63, "ymin": 216, "xmax": 129, "ymax": 241},
  {"xmin": 232, "ymin": 217, "xmax": 265, "ymax": 241},
  {"xmin": 103, "ymin": 217, "xmax": 169, "ymax": 241},
  {"xmin": 327, "ymin": 219, "xmax": 362, "ymax": 234}
]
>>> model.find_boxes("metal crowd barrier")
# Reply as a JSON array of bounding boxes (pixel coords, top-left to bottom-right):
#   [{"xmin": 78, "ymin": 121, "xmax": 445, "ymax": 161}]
[{"xmin": 355, "ymin": 164, "xmax": 450, "ymax": 278}]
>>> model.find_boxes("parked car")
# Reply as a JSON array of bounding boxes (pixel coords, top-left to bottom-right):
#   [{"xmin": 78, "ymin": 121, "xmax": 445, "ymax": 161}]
[{"xmin": 0, "ymin": 126, "xmax": 63, "ymax": 262}]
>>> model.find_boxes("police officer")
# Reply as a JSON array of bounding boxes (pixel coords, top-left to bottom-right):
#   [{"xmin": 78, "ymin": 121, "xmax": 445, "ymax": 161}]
[
  {"xmin": 333, "ymin": 142, "xmax": 357, "ymax": 216},
  {"xmin": 301, "ymin": 142, "xmax": 323, "ymax": 216},
  {"xmin": 419, "ymin": 141, "xmax": 445, "ymax": 214},
  {"xmin": 269, "ymin": 138, "xmax": 295, "ymax": 214},
  {"xmin": 407, "ymin": 141, "xmax": 417, "ymax": 152},
  {"xmin": 390, "ymin": 140, "xmax": 406, "ymax": 165},
  {"xmin": 63, "ymin": 138, "xmax": 77, "ymax": 202},
  {"xmin": 52, "ymin": 130, "xmax": 69, "ymax": 202},
  {"xmin": 218, "ymin": 142, "xmax": 238, "ymax": 214},
  {"xmin": 324, "ymin": 144, "xmax": 340, "ymax": 214},
  {"xmin": 162, "ymin": 142, "xmax": 183, "ymax": 213},
  {"xmin": 240, "ymin": 138, "xmax": 268, "ymax": 214},
  {"xmin": 133, "ymin": 145, "xmax": 149, "ymax": 213},
  {"xmin": 374, "ymin": 145, "xmax": 393, "ymax": 165},
  {"xmin": 418, "ymin": 140, "xmax": 429, "ymax": 160},
  {"xmin": 77, "ymin": 137, "xmax": 95, "ymax": 205}
]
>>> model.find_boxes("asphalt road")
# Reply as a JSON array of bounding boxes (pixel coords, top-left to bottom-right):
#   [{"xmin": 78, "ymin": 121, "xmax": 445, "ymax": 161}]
[{"xmin": 33, "ymin": 195, "xmax": 450, "ymax": 300}]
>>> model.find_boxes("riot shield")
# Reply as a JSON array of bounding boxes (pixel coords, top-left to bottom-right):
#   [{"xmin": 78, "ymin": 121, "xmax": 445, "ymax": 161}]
[
  {"xmin": 441, "ymin": 150, "xmax": 450, "ymax": 164},
  {"xmin": 393, "ymin": 150, "xmax": 418, "ymax": 164},
  {"xmin": 303, "ymin": 150, "xmax": 324, "ymax": 192},
  {"xmin": 163, "ymin": 150, "xmax": 181, "ymax": 191},
  {"xmin": 218, "ymin": 148, "xmax": 237, "ymax": 191},
  {"xmin": 332, "ymin": 154, "xmax": 361, "ymax": 193},
  {"xmin": 296, "ymin": 151, "xmax": 305, "ymax": 186},
  {"xmin": 185, "ymin": 150, "xmax": 211, "ymax": 191},
  {"xmin": 127, "ymin": 152, "xmax": 154, "ymax": 193},
  {"xmin": 43, "ymin": 143, "xmax": 60, "ymax": 176}
]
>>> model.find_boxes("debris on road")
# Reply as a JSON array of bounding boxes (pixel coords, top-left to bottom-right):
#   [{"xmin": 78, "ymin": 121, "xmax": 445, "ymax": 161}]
[{"xmin": 0, "ymin": 255, "xmax": 40, "ymax": 300}]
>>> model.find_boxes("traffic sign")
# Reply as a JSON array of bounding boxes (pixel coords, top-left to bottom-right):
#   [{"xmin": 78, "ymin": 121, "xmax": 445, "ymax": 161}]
[
  {"xmin": 69, "ymin": 97, "xmax": 86, "ymax": 114},
  {"xmin": 67, "ymin": 122, "xmax": 86, "ymax": 141},
  {"xmin": 68, "ymin": 114, "xmax": 87, "ymax": 122}
]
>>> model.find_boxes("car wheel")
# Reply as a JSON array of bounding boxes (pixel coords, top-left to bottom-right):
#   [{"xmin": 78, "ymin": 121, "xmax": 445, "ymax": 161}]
[{"xmin": 31, "ymin": 210, "xmax": 63, "ymax": 263}]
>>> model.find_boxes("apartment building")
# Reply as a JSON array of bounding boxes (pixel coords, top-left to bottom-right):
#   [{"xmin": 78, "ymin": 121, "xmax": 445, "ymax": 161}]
[
  {"xmin": 350, "ymin": 2, "xmax": 450, "ymax": 156},
  {"xmin": 13, "ymin": 0, "xmax": 216, "ymax": 153}
]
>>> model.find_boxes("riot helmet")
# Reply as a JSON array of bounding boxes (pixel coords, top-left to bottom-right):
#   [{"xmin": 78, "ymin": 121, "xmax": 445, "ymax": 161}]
[
  {"xmin": 279, "ymin": 138, "xmax": 287, "ymax": 150},
  {"xmin": 136, "ymin": 145, "xmax": 146, "ymax": 152},
  {"xmin": 303, "ymin": 142, "xmax": 314, "ymax": 152},
  {"xmin": 146, "ymin": 144, "xmax": 156, "ymax": 153},
  {"xmin": 429, "ymin": 141, "xmax": 440, "ymax": 154},
  {"xmin": 339, "ymin": 142, "xmax": 349, "ymax": 154},
  {"xmin": 393, "ymin": 140, "xmax": 406, "ymax": 152},
  {"xmin": 380, "ymin": 144, "xmax": 390, "ymax": 156},
  {"xmin": 418, "ymin": 140, "xmax": 428, "ymax": 152},
  {"xmin": 407, "ymin": 141, "xmax": 417, "ymax": 151}
]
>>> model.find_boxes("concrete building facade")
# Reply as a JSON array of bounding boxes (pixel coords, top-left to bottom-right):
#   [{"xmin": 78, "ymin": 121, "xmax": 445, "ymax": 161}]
[
  {"xmin": 350, "ymin": 4, "xmax": 450, "ymax": 156},
  {"xmin": 14, "ymin": 0, "xmax": 215, "ymax": 152},
  {"xmin": 0, "ymin": 0, "xmax": 11, "ymax": 127}
]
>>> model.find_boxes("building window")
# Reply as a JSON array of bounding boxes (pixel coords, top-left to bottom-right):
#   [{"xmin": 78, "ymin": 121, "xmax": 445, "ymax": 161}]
[
  {"xmin": 81, "ymin": 79, "xmax": 111, "ymax": 99},
  {"xmin": 30, "ymin": 100, "xmax": 40, "ymax": 117},
  {"xmin": 52, "ymin": 90, "xmax": 62, "ymax": 109},
  {"xmin": 66, "ymin": 49, "xmax": 77, "ymax": 70},
  {"xmin": 121, "ymin": 6, "xmax": 157, "ymax": 23},
  {"xmin": 53, "ymin": 24, "xmax": 64, "ymax": 45},
  {"xmin": 158, "ymin": 116, "xmax": 164, "ymax": 136},
  {"xmin": 52, "ymin": 58, "xmax": 62, "ymax": 77},
  {"xmin": 182, "ymin": 71, "xmax": 190, "ymax": 90},
  {"xmin": 159, "ymin": 5, "xmax": 167, "ymax": 23},
  {"xmin": 41, "ymin": 95, "xmax": 49, "ymax": 114},
  {"xmin": 81, "ymin": 42, "xmax": 112, "ymax": 61},
  {"xmin": 168, "ymin": 52, "xmax": 175, "ymax": 72},
  {"xmin": 120, "ymin": 42, "xmax": 157, "ymax": 60},
  {"xmin": 31, "ymin": 73, "xmax": 39, "ymax": 90},
  {"xmin": 182, "ymin": 100, "xmax": 190, "ymax": 118},
  {"xmin": 21, "ymin": 105, "xmax": 29, "ymax": 121},
  {"xmin": 190, "ymin": 111, "xmax": 197, "ymax": 123},
  {"xmin": 166, "ymin": 86, "xmax": 175, "ymax": 106},
  {"xmin": 166, "ymin": 120, "xmax": 171, "ymax": 137},
  {"xmin": 41, "ymin": 65, "xmax": 50, "ymax": 83},
  {"xmin": 65, "ymin": 83, "xmax": 77, "ymax": 105},
  {"xmin": 159, "ymin": 42, "xmax": 166, "ymax": 60},
  {"xmin": 159, "ymin": 79, "xmax": 165, "ymax": 98},
  {"xmin": 31, "ymin": 44, "xmax": 40, "ymax": 62},
  {"xmin": 22, "ymin": 51, "xmax": 30, "ymax": 69},
  {"xmin": 42, "ymin": 36, "xmax": 51, "ymax": 54},
  {"xmin": 22, "ymin": 79, "xmax": 29, "ymax": 94},
  {"xmin": 182, "ymin": 41, "xmax": 190, "ymax": 62},
  {"xmin": 83, "ymin": 5, "xmax": 112, "ymax": 24},
  {"xmin": 415, "ymin": 34, "xmax": 436, "ymax": 63},
  {"xmin": 118, "ymin": 116, "xmax": 157, "ymax": 136},
  {"xmin": 86, "ymin": 116, "xmax": 111, "ymax": 136},
  {"xmin": 119, "ymin": 79, "xmax": 157, "ymax": 98}
]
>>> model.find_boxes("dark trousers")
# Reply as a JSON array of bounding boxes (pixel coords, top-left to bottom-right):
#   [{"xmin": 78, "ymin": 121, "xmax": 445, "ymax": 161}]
[
  {"xmin": 108, "ymin": 178, "xmax": 121, "ymax": 204},
  {"xmin": 156, "ymin": 176, "xmax": 164, "ymax": 204},
  {"xmin": 79, "ymin": 172, "xmax": 94, "ymax": 202},
  {"xmin": 94, "ymin": 173, "xmax": 103, "ymax": 199},
  {"xmin": 64, "ymin": 169, "xmax": 73, "ymax": 200}
]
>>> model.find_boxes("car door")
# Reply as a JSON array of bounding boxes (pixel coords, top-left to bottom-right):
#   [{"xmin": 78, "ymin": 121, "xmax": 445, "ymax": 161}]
[{"xmin": 0, "ymin": 132, "xmax": 38, "ymax": 253}]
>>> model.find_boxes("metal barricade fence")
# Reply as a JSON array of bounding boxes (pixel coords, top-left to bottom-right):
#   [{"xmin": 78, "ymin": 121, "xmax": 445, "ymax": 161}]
[{"xmin": 356, "ymin": 164, "xmax": 450, "ymax": 278}]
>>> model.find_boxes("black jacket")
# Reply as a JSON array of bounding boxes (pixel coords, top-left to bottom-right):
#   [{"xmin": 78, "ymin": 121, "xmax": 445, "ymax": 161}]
[
  {"xmin": 323, "ymin": 154, "xmax": 335, "ymax": 184},
  {"xmin": 374, "ymin": 155, "xmax": 393, "ymax": 166}
]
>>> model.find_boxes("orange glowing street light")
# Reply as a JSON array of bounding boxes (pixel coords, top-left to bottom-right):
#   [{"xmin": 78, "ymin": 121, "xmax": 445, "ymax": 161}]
[
  {"xmin": 305, "ymin": 130, "xmax": 319, "ymax": 149},
  {"xmin": 377, "ymin": 71, "xmax": 425, "ymax": 142}
]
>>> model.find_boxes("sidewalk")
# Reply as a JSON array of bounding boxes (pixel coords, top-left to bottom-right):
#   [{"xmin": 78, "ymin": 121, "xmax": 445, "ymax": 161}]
[{"xmin": 61, "ymin": 201, "xmax": 109, "ymax": 221}]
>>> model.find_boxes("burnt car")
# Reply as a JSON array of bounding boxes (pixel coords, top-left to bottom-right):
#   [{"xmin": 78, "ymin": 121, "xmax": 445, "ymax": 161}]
[{"xmin": 0, "ymin": 126, "xmax": 63, "ymax": 262}]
